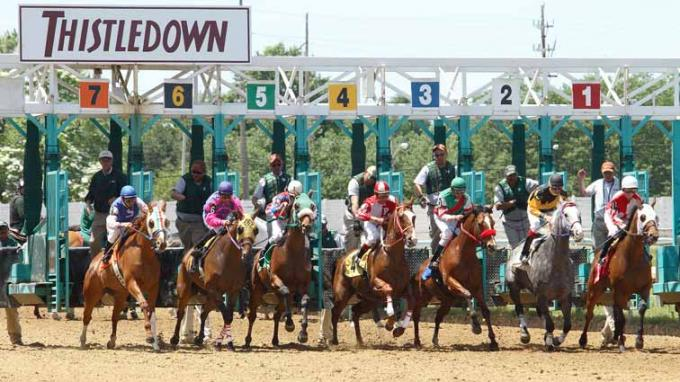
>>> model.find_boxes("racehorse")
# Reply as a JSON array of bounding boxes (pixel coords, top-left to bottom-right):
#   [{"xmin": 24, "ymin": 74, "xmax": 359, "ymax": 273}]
[
  {"xmin": 505, "ymin": 200, "xmax": 584, "ymax": 351},
  {"xmin": 412, "ymin": 205, "xmax": 498, "ymax": 350},
  {"xmin": 79, "ymin": 201, "xmax": 168, "ymax": 351},
  {"xmin": 170, "ymin": 213, "xmax": 257, "ymax": 350},
  {"xmin": 330, "ymin": 201, "xmax": 417, "ymax": 346},
  {"xmin": 579, "ymin": 203, "xmax": 659, "ymax": 352},
  {"xmin": 244, "ymin": 193, "xmax": 317, "ymax": 347}
]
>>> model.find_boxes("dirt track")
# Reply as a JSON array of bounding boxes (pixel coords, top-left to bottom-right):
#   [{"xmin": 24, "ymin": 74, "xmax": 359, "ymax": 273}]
[{"xmin": 1, "ymin": 307, "xmax": 680, "ymax": 382}]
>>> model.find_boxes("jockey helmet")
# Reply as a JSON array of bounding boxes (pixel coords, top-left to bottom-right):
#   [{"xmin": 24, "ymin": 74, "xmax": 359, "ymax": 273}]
[
  {"xmin": 451, "ymin": 177, "xmax": 466, "ymax": 190},
  {"xmin": 218, "ymin": 181, "xmax": 233, "ymax": 195},
  {"xmin": 0, "ymin": 221, "xmax": 8, "ymax": 229},
  {"xmin": 287, "ymin": 180, "xmax": 303, "ymax": 195},
  {"xmin": 120, "ymin": 185, "xmax": 137, "ymax": 199},
  {"xmin": 374, "ymin": 181, "xmax": 390, "ymax": 195},
  {"xmin": 621, "ymin": 175, "xmax": 638, "ymax": 189},
  {"xmin": 549, "ymin": 174, "xmax": 563, "ymax": 188}
]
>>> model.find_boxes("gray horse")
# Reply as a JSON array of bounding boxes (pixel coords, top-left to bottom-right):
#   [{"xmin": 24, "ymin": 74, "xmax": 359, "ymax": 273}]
[{"xmin": 505, "ymin": 200, "xmax": 584, "ymax": 351}]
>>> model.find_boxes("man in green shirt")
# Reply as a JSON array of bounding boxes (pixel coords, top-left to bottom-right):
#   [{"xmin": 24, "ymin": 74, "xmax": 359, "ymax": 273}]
[
  {"xmin": 171, "ymin": 160, "xmax": 212, "ymax": 250},
  {"xmin": 1, "ymin": 221, "xmax": 22, "ymax": 345},
  {"xmin": 9, "ymin": 179, "xmax": 24, "ymax": 232},
  {"xmin": 251, "ymin": 153, "xmax": 291, "ymax": 238}
]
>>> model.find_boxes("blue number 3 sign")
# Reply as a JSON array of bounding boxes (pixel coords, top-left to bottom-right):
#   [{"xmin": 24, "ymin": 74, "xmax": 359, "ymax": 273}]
[{"xmin": 411, "ymin": 81, "xmax": 440, "ymax": 108}]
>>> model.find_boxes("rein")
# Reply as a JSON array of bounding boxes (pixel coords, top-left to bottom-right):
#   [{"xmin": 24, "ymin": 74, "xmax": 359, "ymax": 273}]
[{"xmin": 382, "ymin": 206, "xmax": 414, "ymax": 250}]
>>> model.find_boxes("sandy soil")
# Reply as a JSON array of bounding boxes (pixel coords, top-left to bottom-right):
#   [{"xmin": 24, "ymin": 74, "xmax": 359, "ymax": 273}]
[{"xmin": 1, "ymin": 307, "xmax": 680, "ymax": 382}]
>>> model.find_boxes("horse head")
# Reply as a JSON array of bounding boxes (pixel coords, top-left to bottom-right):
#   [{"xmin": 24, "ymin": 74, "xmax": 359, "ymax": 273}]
[
  {"xmin": 146, "ymin": 200, "xmax": 168, "ymax": 252},
  {"xmin": 394, "ymin": 199, "xmax": 417, "ymax": 248},
  {"xmin": 637, "ymin": 203, "xmax": 659, "ymax": 245},
  {"xmin": 461, "ymin": 205, "xmax": 497, "ymax": 251},
  {"xmin": 554, "ymin": 200, "xmax": 583, "ymax": 242},
  {"xmin": 293, "ymin": 193, "xmax": 317, "ymax": 235},
  {"xmin": 236, "ymin": 212, "xmax": 258, "ymax": 258}
]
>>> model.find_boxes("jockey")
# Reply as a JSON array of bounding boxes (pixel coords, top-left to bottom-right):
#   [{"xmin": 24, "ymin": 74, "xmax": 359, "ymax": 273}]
[
  {"xmin": 188, "ymin": 181, "xmax": 244, "ymax": 273},
  {"xmin": 520, "ymin": 174, "xmax": 567, "ymax": 264},
  {"xmin": 422, "ymin": 177, "xmax": 473, "ymax": 281},
  {"xmin": 261, "ymin": 180, "xmax": 304, "ymax": 256},
  {"xmin": 599, "ymin": 175, "xmax": 643, "ymax": 265},
  {"xmin": 354, "ymin": 181, "xmax": 398, "ymax": 265},
  {"xmin": 103, "ymin": 185, "xmax": 148, "ymax": 264}
]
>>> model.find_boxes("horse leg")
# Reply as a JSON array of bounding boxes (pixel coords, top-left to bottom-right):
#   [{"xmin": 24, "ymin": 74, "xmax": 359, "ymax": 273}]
[
  {"xmin": 144, "ymin": 284, "xmax": 161, "ymax": 352},
  {"xmin": 636, "ymin": 290, "xmax": 650, "ymax": 350},
  {"xmin": 244, "ymin": 276, "xmax": 263, "ymax": 349},
  {"xmin": 170, "ymin": 284, "xmax": 192, "ymax": 347},
  {"xmin": 195, "ymin": 298, "xmax": 215, "ymax": 347},
  {"xmin": 579, "ymin": 280, "xmax": 605, "ymax": 349},
  {"xmin": 392, "ymin": 287, "xmax": 415, "ymax": 338},
  {"xmin": 271, "ymin": 302, "xmax": 284, "ymax": 347},
  {"xmin": 107, "ymin": 292, "xmax": 128, "ymax": 349},
  {"xmin": 600, "ymin": 306, "xmax": 616, "ymax": 347},
  {"xmin": 432, "ymin": 303, "xmax": 451, "ymax": 348},
  {"xmin": 297, "ymin": 292, "xmax": 310, "ymax": 344},
  {"xmin": 467, "ymin": 298, "xmax": 482, "ymax": 335},
  {"xmin": 272, "ymin": 275, "xmax": 295, "ymax": 333},
  {"xmin": 553, "ymin": 295, "xmax": 572, "ymax": 347},
  {"xmin": 473, "ymin": 291, "xmax": 498, "ymax": 351},
  {"xmin": 536, "ymin": 297, "xmax": 555, "ymax": 352},
  {"xmin": 613, "ymin": 292, "xmax": 629, "ymax": 352},
  {"xmin": 509, "ymin": 283, "xmax": 530, "ymax": 344},
  {"xmin": 351, "ymin": 300, "xmax": 372, "ymax": 347},
  {"xmin": 80, "ymin": 272, "xmax": 104, "ymax": 348},
  {"xmin": 215, "ymin": 296, "xmax": 235, "ymax": 351},
  {"xmin": 444, "ymin": 275, "xmax": 473, "ymax": 299}
]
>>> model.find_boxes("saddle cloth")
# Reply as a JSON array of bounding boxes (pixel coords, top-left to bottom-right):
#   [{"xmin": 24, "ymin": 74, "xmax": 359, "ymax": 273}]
[{"xmin": 343, "ymin": 248, "xmax": 373, "ymax": 278}]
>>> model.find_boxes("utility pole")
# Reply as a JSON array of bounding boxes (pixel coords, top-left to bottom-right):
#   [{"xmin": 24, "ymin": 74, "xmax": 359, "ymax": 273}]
[
  {"xmin": 303, "ymin": 12, "xmax": 309, "ymax": 96},
  {"xmin": 533, "ymin": 3, "xmax": 555, "ymax": 58},
  {"xmin": 238, "ymin": 0, "xmax": 249, "ymax": 199}
]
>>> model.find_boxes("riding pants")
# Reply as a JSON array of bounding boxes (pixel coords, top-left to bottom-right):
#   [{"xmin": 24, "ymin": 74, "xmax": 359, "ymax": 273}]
[
  {"xmin": 434, "ymin": 215, "xmax": 460, "ymax": 247},
  {"xmin": 342, "ymin": 209, "xmax": 361, "ymax": 252},
  {"xmin": 604, "ymin": 211, "xmax": 623, "ymax": 237},
  {"xmin": 528, "ymin": 211, "xmax": 552, "ymax": 235},
  {"xmin": 361, "ymin": 221, "xmax": 381, "ymax": 247},
  {"xmin": 268, "ymin": 219, "xmax": 288, "ymax": 245}
]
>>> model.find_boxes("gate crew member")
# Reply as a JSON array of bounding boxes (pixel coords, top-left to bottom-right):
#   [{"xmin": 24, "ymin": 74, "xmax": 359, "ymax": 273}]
[
  {"xmin": 252, "ymin": 153, "xmax": 291, "ymax": 241},
  {"xmin": 9, "ymin": 179, "xmax": 24, "ymax": 232},
  {"xmin": 261, "ymin": 180, "xmax": 304, "ymax": 256},
  {"xmin": 343, "ymin": 165, "xmax": 378, "ymax": 252},
  {"xmin": 1, "ymin": 221, "xmax": 22, "ymax": 345},
  {"xmin": 414, "ymin": 144, "xmax": 456, "ymax": 253},
  {"xmin": 494, "ymin": 165, "xmax": 538, "ymax": 249},
  {"xmin": 577, "ymin": 161, "xmax": 619, "ymax": 250},
  {"xmin": 171, "ymin": 160, "xmax": 212, "ymax": 251}
]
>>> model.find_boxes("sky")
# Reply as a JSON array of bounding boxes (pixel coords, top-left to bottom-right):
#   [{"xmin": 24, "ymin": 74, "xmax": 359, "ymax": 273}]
[{"xmin": 2, "ymin": 0, "xmax": 680, "ymax": 59}]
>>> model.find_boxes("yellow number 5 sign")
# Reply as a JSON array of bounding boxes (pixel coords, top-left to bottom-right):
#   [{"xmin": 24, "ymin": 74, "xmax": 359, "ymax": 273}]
[{"xmin": 328, "ymin": 83, "xmax": 357, "ymax": 113}]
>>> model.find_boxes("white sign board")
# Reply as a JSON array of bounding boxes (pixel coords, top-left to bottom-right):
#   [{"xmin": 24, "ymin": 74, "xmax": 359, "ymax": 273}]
[
  {"xmin": 0, "ymin": 79, "xmax": 25, "ymax": 112},
  {"xmin": 20, "ymin": 5, "xmax": 251, "ymax": 63},
  {"xmin": 492, "ymin": 78, "xmax": 520, "ymax": 112}
]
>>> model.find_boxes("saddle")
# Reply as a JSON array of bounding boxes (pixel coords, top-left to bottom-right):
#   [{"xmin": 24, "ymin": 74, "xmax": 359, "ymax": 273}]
[
  {"xmin": 343, "ymin": 247, "xmax": 374, "ymax": 278},
  {"xmin": 188, "ymin": 235, "xmax": 220, "ymax": 276}
]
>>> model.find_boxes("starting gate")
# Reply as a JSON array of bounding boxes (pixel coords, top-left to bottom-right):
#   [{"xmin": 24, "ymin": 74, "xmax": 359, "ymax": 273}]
[
  {"xmin": 131, "ymin": 170, "xmax": 154, "ymax": 202},
  {"xmin": 379, "ymin": 171, "xmax": 404, "ymax": 202}
]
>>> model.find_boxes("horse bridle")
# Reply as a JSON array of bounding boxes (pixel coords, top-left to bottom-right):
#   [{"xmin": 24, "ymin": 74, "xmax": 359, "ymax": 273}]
[
  {"xmin": 125, "ymin": 209, "xmax": 167, "ymax": 250},
  {"xmin": 383, "ymin": 206, "xmax": 415, "ymax": 248},
  {"xmin": 553, "ymin": 201, "xmax": 581, "ymax": 238},
  {"xmin": 459, "ymin": 210, "xmax": 496, "ymax": 246}
]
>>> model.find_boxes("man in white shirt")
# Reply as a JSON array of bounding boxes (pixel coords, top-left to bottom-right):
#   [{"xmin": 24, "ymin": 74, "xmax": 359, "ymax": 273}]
[
  {"xmin": 342, "ymin": 165, "xmax": 377, "ymax": 252},
  {"xmin": 577, "ymin": 161, "xmax": 620, "ymax": 250},
  {"xmin": 493, "ymin": 165, "xmax": 539, "ymax": 249}
]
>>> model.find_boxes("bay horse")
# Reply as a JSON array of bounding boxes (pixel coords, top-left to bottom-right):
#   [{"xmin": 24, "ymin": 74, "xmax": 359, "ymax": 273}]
[
  {"xmin": 579, "ymin": 203, "xmax": 659, "ymax": 352},
  {"xmin": 170, "ymin": 213, "xmax": 257, "ymax": 350},
  {"xmin": 505, "ymin": 200, "xmax": 584, "ymax": 351},
  {"xmin": 330, "ymin": 201, "xmax": 417, "ymax": 346},
  {"xmin": 79, "ymin": 201, "xmax": 168, "ymax": 351},
  {"xmin": 412, "ymin": 205, "xmax": 498, "ymax": 350},
  {"xmin": 244, "ymin": 192, "xmax": 317, "ymax": 347}
]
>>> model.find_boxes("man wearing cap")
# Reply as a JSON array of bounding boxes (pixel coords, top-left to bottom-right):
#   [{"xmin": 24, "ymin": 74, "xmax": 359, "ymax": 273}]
[
  {"xmin": 577, "ymin": 161, "xmax": 620, "ymax": 250},
  {"xmin": 343, "ymin": 165, "xmax": 378, "ymax": 252},
  {"xmin": 1, "ymin": 221, "xmax": 23, "ymax": 345},
  {"xmin": 9, "ymin": 179, "xmax": 24, "ymax": 232},
  {"xmin": 414, "ymin": 144, "xmax": 457, "ymax": 253},
  {"xmin": 84, "ymin": 150, "xmax": 128, "ymax": 257},
  {"xmin": 252, "ymin": 153, "xmax": 291, "ymax": 237},
  {"xmin": 494, "ymin": 165, "xmax": 539, "ymax": 249},
  {"xmin": 171, "ymin": 160, "xmax": 213, "ymax": 252}
]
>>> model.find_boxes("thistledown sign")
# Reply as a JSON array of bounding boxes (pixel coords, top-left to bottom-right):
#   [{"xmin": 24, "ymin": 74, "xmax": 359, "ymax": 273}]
[{"xmin": 19, "ymin": 5, "xmax": 251, "ymax": 63}]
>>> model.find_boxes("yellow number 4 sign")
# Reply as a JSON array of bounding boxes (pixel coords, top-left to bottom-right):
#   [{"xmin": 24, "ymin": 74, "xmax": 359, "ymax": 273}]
[{"xmin": 328, "ymin": 83, "xmax": 357, "ymax": 112}]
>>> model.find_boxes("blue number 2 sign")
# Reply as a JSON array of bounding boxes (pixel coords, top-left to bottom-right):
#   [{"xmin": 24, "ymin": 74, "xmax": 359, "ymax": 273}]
[{"xmin": 411, "ymin": 81, "xmax": 440, "ymax": 108}]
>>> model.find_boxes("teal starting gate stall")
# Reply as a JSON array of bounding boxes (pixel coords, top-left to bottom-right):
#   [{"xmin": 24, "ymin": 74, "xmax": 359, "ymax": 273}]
[
  {"xmin": 297, "ymin": 171, "xmax": 323, "ymax": 308},
  {"xmin": 131, "ymin": 170, "xmax": 154, "ymax": 202},
  {"xmin": 379, "ymin": 171, "xmax": 404, "ymax": 202}
]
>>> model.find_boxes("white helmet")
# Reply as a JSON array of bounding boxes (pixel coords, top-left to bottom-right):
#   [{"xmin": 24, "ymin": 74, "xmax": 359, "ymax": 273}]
[
  {"xmin": 621, "ymin": 175, "xmax": 638, "ymax": 189},
  {"xmin": 287, "ymin": 180, "xmax": 303, "ymax": 195}
]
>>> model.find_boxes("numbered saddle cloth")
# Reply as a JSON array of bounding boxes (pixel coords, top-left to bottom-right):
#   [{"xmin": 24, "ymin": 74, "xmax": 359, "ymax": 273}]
[{"xmin": 343, "ymin": 248, "xmax": 373, "ymax": 278}]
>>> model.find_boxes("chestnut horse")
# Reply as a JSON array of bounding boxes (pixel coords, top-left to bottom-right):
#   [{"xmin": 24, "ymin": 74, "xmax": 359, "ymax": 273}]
[
  {"xmin": 170, "ymin": 213, "xmax": 257, "ymax": 350},
  {"xmin": 579, "ymin": 203, "xmax": 659, "ymax": 352},
  {"xmin": 331, "ymin": 201, "xmax": 417, "ymax": 346},
  {"xmin": 412, "ymin": 205, "xmax": 498, "ymax": 350},
  {"xmin": 79, "ymin": 201, "xmax": 168, "ymax": 351},
  {"xmin": 245, "ymin": 193, "xmax": 317, "ymax": 347}
]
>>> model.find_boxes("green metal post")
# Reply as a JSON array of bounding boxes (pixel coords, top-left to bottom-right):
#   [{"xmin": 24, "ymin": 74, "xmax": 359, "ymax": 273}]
[
  {"xmin": 272, "ymin": 120, "xmax": 287, "ymax": 172},
  {"xmin": 592, "ymin": 120, "xmax": 605, "ymax": 182},
  {"xmin": 23, "ymin": 119, "xmax": 42, "ymax": 235},
  {"xmin": 128, "ymin": 113, "xmax": 144, "ymax": 178},
  {"xmin": 295, "ymin": 115, "xmax": 310, "ymax": 175},
  {"xmin": 351, "ymin": 120, "xmax": 366, "ymax": 175},
  {"xmin": 212, "ymin": 114, "xmax": 227, "ymax": 186},
  {"xmin": 511, "ymin": 120, "xmax": 526, "ymax": 178},
  {"xmin": 619, "ymin": 116, "xmax": 634, "ymax": 172},
  {"xmin": 457, "ymin": 116, "xmax": 473, "ymax": 173},
  {"xmin": 45, "ymin": 114, "xmax": 60, "ymax": 172},
  {"xmin": 672, "ymin": 121, "xmax": 680, "ymax": 246},
  {"xmin": 433, "ymin": 119, "xmax": 446, "ymax": 146},
  {"xmin": 538, "ymin": 115, "xmax": 554, "ymax": 175},
  {"xmin": 109, "ymin": 118, "xmax": 124, "ymax": 172},
  {"xmin": 376, "ymin": 115, "xmax": 391, "ymax": 172},
  {"xmin": 191, "ymin": 118, "xmax": 205, "ymax": 164}
]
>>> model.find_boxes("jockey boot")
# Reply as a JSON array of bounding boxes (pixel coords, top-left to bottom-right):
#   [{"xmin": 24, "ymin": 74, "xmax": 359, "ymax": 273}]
[
  {"xmin": 102, "ymin": 241, "xmax": 114, "ymax": 264},
  {"xmin": 520, "ymin": 236, "xmax": 535, "ymax": 264},
  {"xmin": 190, "ymin": 248, "xmax": 204, "ymax": 273},
  {"xmin": 422, "ymin": 245, "xmax": 444, "ymax": 281},
  {"xmin": 355, "ymin": 244, "xmax": 370, "ymax": 268}
]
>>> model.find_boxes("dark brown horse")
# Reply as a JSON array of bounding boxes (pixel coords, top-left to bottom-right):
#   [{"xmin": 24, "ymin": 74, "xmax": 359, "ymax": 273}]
[
  {"xmin": 170, "ymin": 213, "xmax": 257, "ymax": 350},
  {"xmin": 412, "ymin": 205, "xmax": 498, "ymax": 350},
  {"xmin": 245, "ymin": 193, "xmax": 317, "ymax": 347},
  {"xmin": 331, "ymin": 201, "xmax": 417, "ymax": 346},
  {"xmin": 579, "ymin": 203, "xmax": 659, "ymax": 352},
  {"xmin": 79, "ymin": 201, "xmax": 168, "ymax": 351}
]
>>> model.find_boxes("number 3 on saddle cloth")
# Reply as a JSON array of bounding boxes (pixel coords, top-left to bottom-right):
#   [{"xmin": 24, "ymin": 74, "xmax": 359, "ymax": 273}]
[{"xmin": 342, "ymin": 247, "xmax": 374, "ymax": 278}]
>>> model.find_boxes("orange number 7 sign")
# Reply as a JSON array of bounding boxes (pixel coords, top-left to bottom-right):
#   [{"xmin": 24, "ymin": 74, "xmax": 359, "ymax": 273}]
[{"xmin": 79, "ymin": 81, "xmax": 109, "ymax": 109}]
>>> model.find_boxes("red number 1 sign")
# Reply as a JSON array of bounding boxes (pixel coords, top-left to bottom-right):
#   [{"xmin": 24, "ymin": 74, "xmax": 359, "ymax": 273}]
[{"xmin": 572, "ymin": 82, "xmax": 601, "ymax": 110}]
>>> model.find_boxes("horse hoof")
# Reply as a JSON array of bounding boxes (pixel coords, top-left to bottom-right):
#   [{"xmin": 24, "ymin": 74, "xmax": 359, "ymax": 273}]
[
  {"xmin": 170, "ymin": 336, "xmax": 179, "ymax": 347},
  {"xmin": 432, "ymin": 339, "xmax": 440, "ymax": 348},
  {"xmin": 272, "ymin": 338, "xmax": 280, "ymax": 347},
  {"xmin": 392, "ymin": 327, "xmax": 405, "ymax": 338},
  {"xmin": 552, "ymin": 337, "xmax": 562, "ymax": 347},
  {"xmin": 385, "ymin": 321, "xmax": 395, "ymax": 331},
  {"xmin": 471, "ymin": 324, "xmax": 482, "ymax": 335},
  {"xmin": 414, "ymin": 341, "xmax": 422, "ymax": 349},
  {"xmin": 298, "ymin": 332, "xmax": 308, "ymax": 344},
  {"xmin": 489, "ymin": 341, "xmax": 500, "ymax": 351},
  {"xmin": 636, "ymin": 337, "xmax": 644, "ymax": 350},
  {"xmin": 146, "ymin": 337, "xmax": 154, "ymax": 344},
  {"xmin": 106, "ymin": 340, "xmax": 115, "ymax": 349},
  {"xmin": 193, "ymin": 336, "xmax": 204, "ymax": 346},
  {"xmin": 285, "ymin": 323, "xmax": 295, "ymax": 333},
  {"xmin": 331, "ymin": 338, "xmax": 339, "ymax": 346},
  {"xmin": 619, "ymin": 344, "xmax": 626, "ymax": 353},
  {"xmin": 520, "ymin": 335, "xmax": 530, "ymax": 345},
  {"xmin": 545, "ymin": 343, "xmax": 555, "ymax": 352},
  {"xmin": 130, "ymin": 311, "xmax": 140, "ymax": 320}
]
